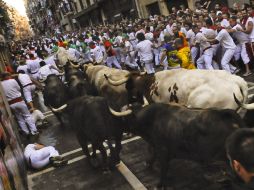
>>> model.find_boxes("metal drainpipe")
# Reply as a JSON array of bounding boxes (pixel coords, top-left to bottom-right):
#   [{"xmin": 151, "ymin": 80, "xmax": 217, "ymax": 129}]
[{"xmin": 134, "ymin": 0, "xmax": 142, "ymax": 18}]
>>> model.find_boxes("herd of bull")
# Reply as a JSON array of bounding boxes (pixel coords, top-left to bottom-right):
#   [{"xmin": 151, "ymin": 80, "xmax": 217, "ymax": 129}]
[{"xmin": 42, "ymin": 61, "xmax": 254, "ymax": 188}]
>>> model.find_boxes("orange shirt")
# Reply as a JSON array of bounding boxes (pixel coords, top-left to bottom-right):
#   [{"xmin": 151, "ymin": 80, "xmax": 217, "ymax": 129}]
[{"xmin": 178, "ymin": 32, "xmax": 189, "ymax": 47}]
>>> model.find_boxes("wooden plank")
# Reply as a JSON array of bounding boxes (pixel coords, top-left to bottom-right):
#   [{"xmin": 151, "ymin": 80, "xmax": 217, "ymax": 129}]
[{"xmin": 117, "ymin": 161, "xmax": 147, "ymax": 190}]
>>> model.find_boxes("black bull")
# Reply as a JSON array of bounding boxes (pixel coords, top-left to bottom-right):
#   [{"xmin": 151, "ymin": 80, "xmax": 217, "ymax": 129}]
[
  {"xmin": 61, "ymin": 95, "xmax": 129, "ymax": 170},
  {"xmin": 110, "ymin": 103, "xmax": 245, "ymax": 188}
]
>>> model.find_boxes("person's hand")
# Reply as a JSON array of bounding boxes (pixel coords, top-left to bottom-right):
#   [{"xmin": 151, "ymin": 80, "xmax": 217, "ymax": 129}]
[{"xmin": 236, "ymin": 27, "xmax": 242, "ymax": 31}]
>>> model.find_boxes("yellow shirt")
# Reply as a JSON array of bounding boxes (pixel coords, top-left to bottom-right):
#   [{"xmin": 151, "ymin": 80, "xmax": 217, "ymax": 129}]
[{"xmin": 176, "ymin": 47, "xmax": 196, "ymax": 69}]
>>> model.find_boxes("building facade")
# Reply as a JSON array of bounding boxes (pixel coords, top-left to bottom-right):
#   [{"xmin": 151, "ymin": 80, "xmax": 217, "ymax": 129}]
[{"xmin": 25, "ymin": 0, "xmax": 251, "ymax": 35}]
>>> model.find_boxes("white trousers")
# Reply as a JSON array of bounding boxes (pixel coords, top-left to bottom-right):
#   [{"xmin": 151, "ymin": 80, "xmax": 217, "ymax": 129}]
[
  {"xmin": 234, "ymin": 43, "xmax": 250, "ymax": 64},
  {"xmin": 212, "ymin": 44, "xmax": 220, "ymax": 56},
  {"xmin": 154, "ymin": 49, "xmax": 160, "ymax": 66},
  {"xmin": 197, "ymin": 48, "xmax": 214, "ymax": 70},
  {"xmin": 106, "ymin": 56, "xmax": 122, "ymax": 69},
  {"xmin": 125, "ymin": 52, "xmax": 139, "ymax": 69},
  {"xmin": 143, "ymin": 59, "xmax": 155, "ymax": 74},
  {"xmin": 23, "ymin": 84, "xmax": 36, "ymax": 103},
  {"xmin": 10, "ymin": 101, "xmax": 37, "ymax": 134},
  {"xmin": 191, "ymin": 47, "xmax": 199, "ymax": 63},
  {"xmin": 221, "ymin": 48, "xmax": 236, "ymax": 73},
  {"xmin": 30, "ymin": 72, "xmax": 39, "ymax": 80},
  {"xmin": 30, "ymin": 146, "xmax": 59, "ymax": 169}
]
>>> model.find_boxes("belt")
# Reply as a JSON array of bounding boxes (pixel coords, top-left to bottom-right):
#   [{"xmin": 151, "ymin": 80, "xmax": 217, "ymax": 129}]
[
  {"xmin": 31, "ymin": 71, "xmax": 38, "ymax": 74},
  {"xmin": 203, "ymin": 46, "xmax": 212, "ymax": 52},
  {"xmin": 23, "ymin": 83, "xmax": 33, "ymax": 88},
  {"xmin": 8, "ymin": 97, "xmax": 23, "ymax": 105}
]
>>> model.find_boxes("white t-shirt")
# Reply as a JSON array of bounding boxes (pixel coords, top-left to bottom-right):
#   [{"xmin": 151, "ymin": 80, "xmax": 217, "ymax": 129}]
[
  {"xmin": 180, "ymin": 27, "xmax": 187, "ymax": 36},
  {"xmin": 26, "ymin": 58, "xmax": 41, "ymax": 74},
  {"xmin": 216, "ymin": 29, "xmax": 236, "ymax": 49},
  {"xmin": 136, "ymin": 40, "xmax": 153, "ymax": 61},
  {"xmin": 221, "ymin": 19, "xmax": 230, "ymax": 28},
  {"xmin": 44, "ymin": 55, "xmax": 56, "ymax": 66},
  {"xmin": 18, "ymin": 74, "xmax": 32, "ymax": 86},
  {"xmin": 38, "ymin": 65, "xmax": 54, "ymax": 80},
  {"xmin": 125, "ymin": 41, "xmax": 134, "ymax": 52},
  {"xmin": 246, "ymin": 17, "xmax": 254, "ymax": 42},
  {"xmin": 166, "ymin": 24, "xmax": 174, "ymax": 36},
  {"xmin": 17, "ymin": 65, "xmax": 28, "ymax": 74},
  {"xmin": 68, "ymin": 48, "xmax": 80, "ymax": 59},
  {"xmin": 202, "ymin": 28, "xmax": 217, "ymax": 40},
  {"xmin": 90, "ymin": 46, "xmax": 104, "ymax": 63},
  {"xmin": 1, "ymin": 79, "xmax": 22, "ymax": 101},
  {"xmin": 232, "ymin": 24, "xmax": 249, "ymax": 44},
  {"xmin": 186, "ymin": 29, "xmax": 195, "ymax": 46},
  {"xmin": 195, "ymin": 32, "xmax": 211, "ymax": 51}
]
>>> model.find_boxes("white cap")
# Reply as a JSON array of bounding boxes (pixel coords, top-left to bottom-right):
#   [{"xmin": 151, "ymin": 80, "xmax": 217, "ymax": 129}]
[{"xmin": 216, "ymin": 11, "xmax": 222, "ymax": 16}]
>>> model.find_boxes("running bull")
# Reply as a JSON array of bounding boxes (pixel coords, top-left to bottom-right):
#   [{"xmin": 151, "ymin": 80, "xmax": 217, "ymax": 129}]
[
  {"xmin": 43, "ymin": 74, "xmax": 68, "ymax": 125},
  {"xmin": 109, "ymin": 103, "xmax": 245, "ymax": 188},
  {"xmin": 50, "ymin": 95, "xmax": 148, "ymax": 171},
  {"xmin": 105, "ymin": 69, "xmax": 249, "ymax": 111}
]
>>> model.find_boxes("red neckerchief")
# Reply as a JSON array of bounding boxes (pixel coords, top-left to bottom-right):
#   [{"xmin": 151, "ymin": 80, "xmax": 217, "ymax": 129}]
[{"xmin": 2, "ymin": 77, "xmax": 12, "ymax": 81}]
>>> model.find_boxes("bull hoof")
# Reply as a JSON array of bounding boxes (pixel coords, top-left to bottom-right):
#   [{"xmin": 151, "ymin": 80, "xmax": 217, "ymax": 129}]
[
  {"xmin": 145, "ymin": 161, "xmax": 153, "ymax": 169},
  {"xmin": 89, "ymin": 157, "xmax": 100, "ymax": 169},
  {"xmin": 109, "ymin": 156, "xmax": 120, "ymax": 168},
  {"xmin": 102, "ymin": 168, "xmax": 111, "ymax": 174}
]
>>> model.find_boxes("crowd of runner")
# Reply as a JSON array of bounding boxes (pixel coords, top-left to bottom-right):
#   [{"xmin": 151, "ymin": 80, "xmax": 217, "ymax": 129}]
[{"xmin": 7, "ymin": 1, "xmax": 254, "ymax": 78}]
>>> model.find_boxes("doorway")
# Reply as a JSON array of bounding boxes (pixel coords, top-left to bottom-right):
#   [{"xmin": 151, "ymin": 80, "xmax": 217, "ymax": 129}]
[{"xmin": 146, "ymin": 2, "xmax": 160, "ymax": 16}]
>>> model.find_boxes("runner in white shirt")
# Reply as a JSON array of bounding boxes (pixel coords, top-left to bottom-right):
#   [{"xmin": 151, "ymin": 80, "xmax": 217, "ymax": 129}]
[
  {"xmin": 38, "ymin": 61, "xmax": 60, "ymax": 81},
  {"xmin": 209, "ymin": 22, "xmax": 238, "ymax": 74},
  {"xmin": 1, "ymin": 72, "xmax": 38, "ymax": 136},
  {"xmin": 136, "ymin": 33, "xmax": 155, "ymax": 74},
  {"xmin": 26, "ymin": 54, "xmax": 41, "ymax": 80},
  {"xmin": 89, "ymin": 41, "xmax": 104, "ymax": 64},
  {"xmin": 17, "ymin": 61, "xmax": 29, "ymax": 74},
  {"xmin": 123, "ymin": 36, "xmax": 138, "ymax": 70},
  {"xmin": 186, "ymin": 24, "xmax": 198, "ymax": 64},
  {"xmin": 193, "ymin": 25, "xmax": 214, "ymax": 70},
  {"xmin": 229, "ymin": 16, "xmax": 252, "ymax": 76},
  {"xmin": 17, "ymin": 71, "xmax": 37, "ymax": 110}
]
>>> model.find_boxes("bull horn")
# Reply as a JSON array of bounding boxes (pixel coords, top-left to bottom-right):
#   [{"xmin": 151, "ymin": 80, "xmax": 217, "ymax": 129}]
[
  {"xmin": 50, "ymin": 104, "xmax": 67, "ymax": 112},
  {"xmin": 143, "ymin": 96, "xmax": 149, "ymax": 107},
  {"xmin": 234, "ymin": 93, "xmax": 254, "ymax": 110},
  {"xmin": 104, "ymin": 74, "xmax": 129, "ymax": 86},
  {"xmin": 140, "ymin": 71, "xmax": 147, "ymax": 76},
  {"xmin": 109, "ymin": 107, "xmax": 132, "ymax": 117},
  {"xmin": 70, "ymin": 61, "xmax": 80, "ymax": 68}
]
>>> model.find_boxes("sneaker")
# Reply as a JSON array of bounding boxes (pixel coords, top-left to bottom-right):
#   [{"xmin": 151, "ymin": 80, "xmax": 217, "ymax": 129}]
[
  {"xmin": 49, "ymin": 156, "xmax": 64, "ymax": 162},
  {"xmin": 31, "ymin": 131, "xmax": 39, "ymax": 136},
  {"xmin": 233, "ymin": 68, "xmax": 241, "ymax": 74},
  {"xmin": 52, "ymin": 159, "xmax": 68, "ymax": 167},
  {"xmin": 243, "ymin": 72, "xmax": 252, "ymax": 77}
]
